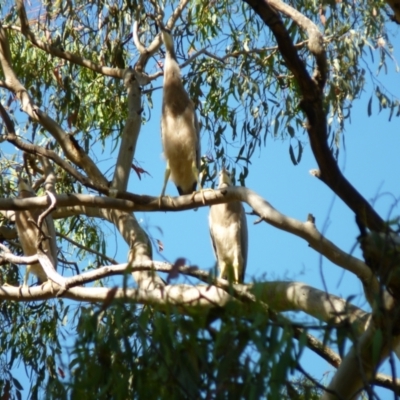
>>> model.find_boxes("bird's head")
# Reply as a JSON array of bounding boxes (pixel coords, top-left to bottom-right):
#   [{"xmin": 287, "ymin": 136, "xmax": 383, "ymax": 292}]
[
  {"xmin": 218, "ymin": 168, "xmax": 232, "ymax": 187},
  {"xmin": 18, "ymin": 178, "xmax": 35, "ymax": 198},
  {"xmin": 161, "ymin": 28, "xmax": 175, "ymax": 54}
]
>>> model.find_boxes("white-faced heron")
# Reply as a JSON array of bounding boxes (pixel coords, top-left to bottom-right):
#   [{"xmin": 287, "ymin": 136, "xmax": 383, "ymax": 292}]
[
  {"xmin": 159, "ymin": 28, "xmax": 203, "ymax": 204},
  {"xmin": 15, "ymin": 179, "xmax": 57, "ymax": 286},
  {"xmin": 209, "ymin": 169, "xmax": 248, "ymax": 283}
]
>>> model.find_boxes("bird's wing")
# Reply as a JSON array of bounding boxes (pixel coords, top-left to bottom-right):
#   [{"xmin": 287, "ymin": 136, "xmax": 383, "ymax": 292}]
[
  {"xmin": 41, "ymin": 210, "xmax": 58, "ymax": 271},
  {"xmin": 239, "ymin": 203, "xmax": 249, "ymax": 277},
  {"xmin": 208, "ymin": 208, "xmax": 219, "ymax": 259},
  {"xmin": 192, "ymin": 105, "xmax": 201, "ymax": 170}
]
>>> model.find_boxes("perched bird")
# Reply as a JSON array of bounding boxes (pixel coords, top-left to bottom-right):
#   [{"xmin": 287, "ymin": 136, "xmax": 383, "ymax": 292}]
[
  {"xmin": 159, "ymin": 28, "xmax": 202, "ymax": 202},
  {"xmin": 14, "ymin": 179, "xmax": 58, "ymax": 286},
  {"xmin": 209, "ymin": 169, "xmax": 248, "ymax": 283}
]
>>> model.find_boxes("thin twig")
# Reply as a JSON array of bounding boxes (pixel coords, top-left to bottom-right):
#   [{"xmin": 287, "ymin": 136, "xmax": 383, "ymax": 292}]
[
  {"xmin": 57, "ymin": 232, "xmax": 119, "ymax": 266},
  {"xmin": 36, "ymin": 190, "xmax": 56, "ymax": 230}
]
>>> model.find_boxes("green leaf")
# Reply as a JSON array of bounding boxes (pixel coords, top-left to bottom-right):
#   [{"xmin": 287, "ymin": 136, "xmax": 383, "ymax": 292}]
[
  {"xmin": 372, "ymin": 330, "xmax": 383, "ymax": 364},
  {"xmin": 12, "ymin": 377, "xmax": 24, "ymax": 391},
  {"xmin": 289, "ymin": 144, "xmax": 298, "ymax": 165},
  {"xmin": 367, "ymin": 95, "xmax": 372, "ymax": 117},
  {"xmin": 297, "ymin": 141, "xmax": 303, "ymax": 163}
]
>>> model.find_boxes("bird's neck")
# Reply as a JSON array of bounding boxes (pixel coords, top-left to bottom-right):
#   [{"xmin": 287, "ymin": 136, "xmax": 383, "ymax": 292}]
[
  {"xmin": 164, "ymin": 54, "xmax": 182, "ymax": 83},
  {"xmin": 165, "ymin": 47, "xmax": 177, "ymax": 60}
]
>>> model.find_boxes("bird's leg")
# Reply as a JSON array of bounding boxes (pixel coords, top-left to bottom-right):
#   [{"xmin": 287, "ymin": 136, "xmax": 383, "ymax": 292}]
[
  {"xmin": 219, "ymin": 261, "xmax": 227, "ymax": 281},
  {"xmin": 23, "ymin": 268, "xmax": 30, "ymax": 288},
  {"xmin": 233, "ymin": 262, "xmax": 239, "ymax": 284},
  {"xmin": 18, "ymin": 269, "xmax": 32, "ymax": 298},
  {"xmin": 190, "ymin": 162, "xmax": 213, "ymax": 205},
  {"xmin": 42, "ymin": 279, "xmax": 55, "ymax": 294},
  {"xmin": 232, "ymin": 252, "xmax": 241, "ymax": 284},
  {"xmin": 159, "ymin": 164, "xmax": 174, "ymax": 207}
]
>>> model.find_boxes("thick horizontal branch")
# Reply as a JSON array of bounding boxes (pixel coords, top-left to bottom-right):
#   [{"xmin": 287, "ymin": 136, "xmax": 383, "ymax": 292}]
[
  {"xmin": 1, "ymin": 265, "xmax": 397, "ymax": 393},
  {"xmin": 0, "ymin": 186, "xmax": 378, "ymax": 296},
  {"xmin": 0, "ymin": 250, "xmax": 38, "ymax": 265},
  {"xmin": 4, "ymin": 260, "xmax": 398, "ymax": 392},
  {"xmin": 0, "ymin": 281, "xmax": 233, "ymax": 306},
  {"xmin": 252, "ymin": 281, "xmax": 369, "ymax": 336},
  {"xmin": 0, "ymin": 258, "xmax": 369, "ymax": 334},
  {"xmin": 75, "ymin": 263, "xmax": 370, "ymax": 337},
  {"xmin": 1, "ymin": 259, "xmax": 373, "ymax": 375}
]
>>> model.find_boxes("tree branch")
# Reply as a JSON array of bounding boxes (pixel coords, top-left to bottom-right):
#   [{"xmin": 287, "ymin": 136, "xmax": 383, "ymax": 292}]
[
  {"xmin": 57, "ymin": 232, "xmax": 119, "ymax": 266},
  {"xmin": 0, "ymin": 246, "xmax": 38, "ymax": 265},
  {"xmin": 266, "ymin": 0, "xmax": 327, "ymax": 88},
  {"xmin": 0, "ymin": 185, "xmax": 380, "ymax": 296},
  {"xmin": 13, "ymin": 1, "xmax": 122, "ymax": 78},
  {"xmin": 385, "ymin": 0, "xmax": 400, "ymax": 24},
  {"xmin": 322, "ymin": 323, "xmax": 400, "ymax": 399},
  {"xmin": 0, "ymin": 254, "xmax": 369, "ymax": 333},
  {"xmin": 1, "ymin": 263, "xmax": 398, "ymax": 393},
  {"xmin": 0, "ymin": 26, "xmax": 107, "ymax": 186},
  {"xmin": 110, "ymin": 69, "xmax": 142, "ymax": 192},
  {"xmin": 252, "ymin": 281, "xmax": 369, "ymax": 336},
  {"xmin": 243, "ymin": 0, "xmax": 387, "ymax": 234},
  {"xmin": 133, "ymin": 0, "xmax": 191, "ymax": 76}
]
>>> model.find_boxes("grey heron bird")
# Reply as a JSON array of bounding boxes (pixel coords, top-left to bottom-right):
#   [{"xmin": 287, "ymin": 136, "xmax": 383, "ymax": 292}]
[
  {"xmin": 14, "ymin": 179, "xmax": 58, "ymax": 286},
  {"xmin": 159, "ymin": 28, "xmax": 203, "ymax": 204},
  {"xmin": 209, "ymin": 169, "xmax": 248, "ymax": 283}
]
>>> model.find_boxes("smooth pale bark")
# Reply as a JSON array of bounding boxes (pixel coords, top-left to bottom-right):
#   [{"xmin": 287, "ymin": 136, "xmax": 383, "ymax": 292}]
[
  {"xmin": 322, "ymin": 326, "xmax": 400, "ymax": 400},
  {"xmin": 110, "ymin": 70, "xmax": 142, "ymax": 192},
  {"xmin": 0, "ymin": 184, "xmax": 382, "ymax": 300}
]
